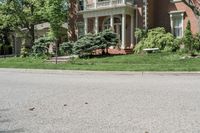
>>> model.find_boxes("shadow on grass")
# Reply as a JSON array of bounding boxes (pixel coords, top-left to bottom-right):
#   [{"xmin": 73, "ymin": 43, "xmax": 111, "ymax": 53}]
[{"xmin": 80, "ymin": 53, "xmax": 125, "ymax": 59}]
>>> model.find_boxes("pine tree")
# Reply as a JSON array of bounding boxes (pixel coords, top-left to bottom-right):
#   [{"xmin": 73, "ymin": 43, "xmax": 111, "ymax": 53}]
[{"xmin": 183, "ymin": 21, "xmax": 194, "ymax": 54}]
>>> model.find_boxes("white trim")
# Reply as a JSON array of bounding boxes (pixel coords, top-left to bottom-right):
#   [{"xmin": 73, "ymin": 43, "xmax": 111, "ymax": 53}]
[
  {"xmin": 80, "ymin": 5, "xmax": 136, "ymax": 18},
  {"xmin": 169, "ymin": 10, "xmax": 185, "ymax": 14},
  {"xmin": 170, "ymin": 0, "xmax": 182, "ymax": 3}
]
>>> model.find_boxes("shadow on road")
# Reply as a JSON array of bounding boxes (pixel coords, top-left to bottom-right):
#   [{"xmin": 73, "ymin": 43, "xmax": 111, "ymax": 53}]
[{"xmin": 0, "ymin": 128, "xmax": 25, "ymax": 133}]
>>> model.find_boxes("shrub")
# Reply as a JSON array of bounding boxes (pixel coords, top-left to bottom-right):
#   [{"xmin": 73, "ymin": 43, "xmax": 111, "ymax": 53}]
[
  {"xmin": 32, "ymin": 37, "xmax": 53, "ymax": 56},
  {"xmin": 0, "ymin": 44, "xmax": 4, "ymax": 55},
  {"xmin": 73, "ymin": 29, "xmax": 118, "ymax": 56},
  {"xmin": 60, "ymin": 41, "xmax": 74, "ymax": 55},
  {"xmin": 4, "ymin": 45, "xmax": 12, "ymax": 55},
  {"xmin": 98, "ymin": 29, "xmax": 119, "ymax": 52},
  {"xmin": 0, "ymin": 44, "xmax": 12, "ymax": 55},
  {"xmin": 20, "ymin": 45, "xmax": 30, "ymax": 57},
  {"xmin": 193, "ymin": 33, "xmax": 200, "ymax": 51},
  {"xmin": 135, "ymin": 28, "xmax": 147, "ymax": 41},
  {"xmin": 183, "ymin": 21, "xmax": 194, "ymax": 54},
  {"xmin": 173, "ymin": 38, "xmax": 182, "ymax": 52},
  {"xmin": 73, "ymin": 33, "xmax": 95, "ymax": 56},
  {"xmin": 134, "ymin": 27, "xmax": 175, "ymax": 53}
]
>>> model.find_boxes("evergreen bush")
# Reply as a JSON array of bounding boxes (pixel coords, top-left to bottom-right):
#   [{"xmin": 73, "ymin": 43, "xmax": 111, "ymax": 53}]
[
  {"xmin": 32, "ymin": 37, "xmax": 53, "ymax": 56},
  {"xmin": 73, "ymin": 33, "xmax": 95, "ymax": 56},
  {"xmin": 193, "ymin": 33, "xmax": 200, "ymax": 52},
  {"xmin": 73, "ymin": 29, "xmax": 118, "ymax": 56},
  {"xmin": 183, "ymin": 21, "xmax": 194, "ymax": 54},
  {"xmin": 60, "ymin": 41, "xmax": 74, "ymax": 55}
]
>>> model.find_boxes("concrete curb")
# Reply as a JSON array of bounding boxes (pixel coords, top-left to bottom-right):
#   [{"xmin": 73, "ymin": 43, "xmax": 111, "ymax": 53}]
[{"xmin": 0, "ymin": 68, "xmax": 200, "ymax": 76}]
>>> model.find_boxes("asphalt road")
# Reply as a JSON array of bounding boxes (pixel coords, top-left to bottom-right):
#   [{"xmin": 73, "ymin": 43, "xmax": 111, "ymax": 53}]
[{"xmin": 0, "ymin": 69, "xmax": 200, "ymax": 133}]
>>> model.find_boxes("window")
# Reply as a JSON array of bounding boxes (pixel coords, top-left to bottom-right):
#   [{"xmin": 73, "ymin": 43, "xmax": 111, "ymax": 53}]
[
  {"xmin": 173, "ymin": 17, "xmax": 183, "ymax": 37},
  {"xmin": 77, "ymin": 22, "xmax": 84, "ymax": 37},
  {"xmin": 103, "ymin": 17, "xmax": 121, "ymax": 30},
  {"xmin": 169, "ymin": 11, "xmax": 184, "ymax": 38},
  {"xmin": 79, "ymin": 0, "xmax": 84, "ymax": 10}
]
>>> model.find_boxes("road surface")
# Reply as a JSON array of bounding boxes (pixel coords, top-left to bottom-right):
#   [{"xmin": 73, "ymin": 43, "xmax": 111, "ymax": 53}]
[{"xmin": 0, "ymin": 69, "xmax": 200, "ymax": 133}]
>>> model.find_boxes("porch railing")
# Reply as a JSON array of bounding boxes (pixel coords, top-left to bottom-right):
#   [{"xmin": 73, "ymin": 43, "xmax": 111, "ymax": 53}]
[{"xmin": 85, "ymin": 0, "xmax": 134, "ymax": 10}]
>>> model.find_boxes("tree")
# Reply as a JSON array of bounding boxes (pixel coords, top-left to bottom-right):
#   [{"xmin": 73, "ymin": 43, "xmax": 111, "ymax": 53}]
[
  {"xmin": 183, "ymin": 21, "xmax": 194, "ymax": 54},
  {"xmin": 0, "ymin": 3, "xmax": 16, "ymax": 54},
  {"xmin": 68, "ymin": 0, "xmax": 77, "ymax": 41},
  {"xmin": 0, "ymin": 0, "xmax": 46, "ymax": 47},
  {"xmin": 0, "ymin": 1, "xmax": 15, "ymax": 46},
  {"xmin": 45, "ymin": 0, "xmax": 68, "ymax": 63}
]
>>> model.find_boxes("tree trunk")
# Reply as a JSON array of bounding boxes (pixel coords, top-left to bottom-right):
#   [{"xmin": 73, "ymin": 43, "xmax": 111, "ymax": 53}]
[
  {"xmin": 68, "ymin": 0, "xmax": 78, "ymax": 41},
  {"xmin": 30, "ymin": 24, "xmax": 35, "ymax": 47},
  {"xmin": 30, "ymin": 4, "xmax": 35, "ymax": 47}
]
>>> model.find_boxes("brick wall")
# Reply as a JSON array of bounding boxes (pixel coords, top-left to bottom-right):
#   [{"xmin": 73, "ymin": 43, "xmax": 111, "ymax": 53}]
[
  {"xmin": 147, "ymin": 0, "xmax": 155, "ymax": 28},
  {"xmin": 169, "ymin": 1, "xmax": 200, "ymax": 34},
  {"xmin": 153, "ymin": 0, "xmax": 172, "ymax": 32}
]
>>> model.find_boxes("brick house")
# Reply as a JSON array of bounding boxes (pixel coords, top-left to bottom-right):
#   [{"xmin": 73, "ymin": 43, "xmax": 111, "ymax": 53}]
[{"xmin": 69, "ymin": 0, "xmax": 200, "ymax": 52}]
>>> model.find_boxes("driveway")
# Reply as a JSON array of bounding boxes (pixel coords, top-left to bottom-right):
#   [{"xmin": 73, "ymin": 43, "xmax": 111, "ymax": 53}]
[{"xmin": 0, "ymin": 69, "xmax": 200, "ymax": 133}]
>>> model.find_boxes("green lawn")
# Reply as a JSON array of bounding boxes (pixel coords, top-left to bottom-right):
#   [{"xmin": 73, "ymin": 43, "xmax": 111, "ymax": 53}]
[{"xmin": 0, "ymin": 53, "xmax": 200, "ymax": 71}]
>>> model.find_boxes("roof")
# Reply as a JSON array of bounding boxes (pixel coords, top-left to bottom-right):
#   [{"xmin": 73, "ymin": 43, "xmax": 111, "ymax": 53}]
[{"xmin": 21, "ymin": 22, "xmax": 68, "ymax": 31}]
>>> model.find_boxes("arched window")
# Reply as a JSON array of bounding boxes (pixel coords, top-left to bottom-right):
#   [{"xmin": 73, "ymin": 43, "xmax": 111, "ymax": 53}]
[{"xmin": 103, "ymin": 16, "xmax": 121, "ymax": 30}]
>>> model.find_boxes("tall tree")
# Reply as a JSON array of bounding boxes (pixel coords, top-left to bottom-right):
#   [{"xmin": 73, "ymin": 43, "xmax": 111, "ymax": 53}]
[
  {"xmin": 45, "ymin": 0, "xmax": 68, "ymax": 63},
  {"xmin": 0, "ymin": 0, "xmax": 46, "ymax": 47},
  {"xmin": 0, "ymin": 1, "xmax": 16, "ymax": 48}
]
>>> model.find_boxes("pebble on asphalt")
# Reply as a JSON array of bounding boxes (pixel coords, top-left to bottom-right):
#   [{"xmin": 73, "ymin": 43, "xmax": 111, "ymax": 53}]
[{"xmin": 29, "ymin": 107, "xmax": 35, "ymax": 111}]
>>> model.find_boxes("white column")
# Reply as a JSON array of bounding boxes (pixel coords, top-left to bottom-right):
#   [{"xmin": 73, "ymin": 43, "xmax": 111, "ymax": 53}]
[
  {"xmin": 121, "ymin": 13, "xmax": 126, "ymax": 49},
  {"xmin": 170, "ymin": 14, "xmax": 173, "ymax": 34},
  {"xmin": 136, "ymin": 9, "xmax": 138, "ymax": 44},
  {"xmin": 95, "ymin": 17, "xmax": 99, "ymax": 34},
  {"xmin": 110, "ymin": 15, "xmax": 114, "ymax": 30},
  {"xmin": 84, "ymin": 0, "xmax": 86, "ymax": 10},
  {"xmin": 143, "ymin": 0, "xmax": 148, "ymax": 30},
  {"xmin": 131, "ymin": 14, "xmax": 134, "ymax": 48},
  {"xmin": 123, "ymin": 0, "xmax": 125, "ymax": 4},
  {"xmin": 84, "ymin": 18, "xmax": 88, "ymax": 34},
  {"xmin": 110, "ymin": 0, "xmax": 112, "ymax": 6},
  {"xmin": 94, "ymin": 0, "xmax": 97, "ymax": 9}
]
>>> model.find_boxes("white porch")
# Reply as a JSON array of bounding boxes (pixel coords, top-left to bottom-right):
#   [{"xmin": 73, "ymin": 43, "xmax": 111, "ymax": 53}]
[{"xmin": 80, "ymin": 4, "xmax": 136, "ymax": 49}]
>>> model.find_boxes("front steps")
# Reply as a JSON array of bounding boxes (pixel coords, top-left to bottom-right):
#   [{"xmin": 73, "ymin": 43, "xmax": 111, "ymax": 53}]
[
  {"xmin": 95, "ymin": 48, "xmax": 133, "ymax": 55},
  {"xmin": 47, "ymin": 55, "xmax": 78, "ymax": 63}
]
